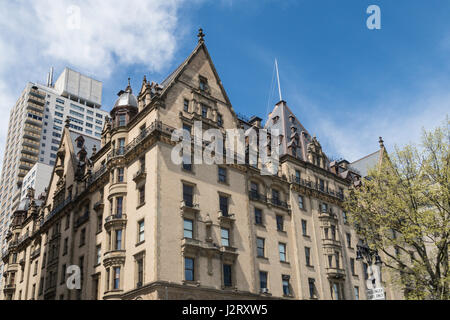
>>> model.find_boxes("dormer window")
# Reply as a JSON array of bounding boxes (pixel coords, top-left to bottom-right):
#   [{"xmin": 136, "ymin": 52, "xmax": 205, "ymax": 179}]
[
  {"xmin": 118, "ymin": 114, "xmax": 126, "ymax": 127},
  {"xmin": 289, "ymin": 115, "xmax": 295, "ymax": 123},
  {"xmin": 217, "ymin": 114, "xmax": 223, "ymax": 127},
  {"xmin": 199, "ymin": 76, "xmax": 208, "ymax": 92},
  {"xmin": 272, "ymin": 116, "xmax": 279, "ymax": 124}
]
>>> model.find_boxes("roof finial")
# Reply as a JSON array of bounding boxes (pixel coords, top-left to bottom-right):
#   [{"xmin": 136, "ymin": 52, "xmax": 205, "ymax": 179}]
[
  {"xmin": 198, "ymin": 28, "xmax": 205, "ymax": 42},
  {"xmin": 379, "ymin": 137, "xmax": 384, "ymax": 149},
  {"xmin": 126, "ymin": 77, "xmax": 132, "ymax": 93}
]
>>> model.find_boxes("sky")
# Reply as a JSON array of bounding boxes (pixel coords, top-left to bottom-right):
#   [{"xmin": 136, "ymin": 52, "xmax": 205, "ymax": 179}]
[{"xmin": 0, "ymin": 0, "xmax": 449, "ymax": 165}]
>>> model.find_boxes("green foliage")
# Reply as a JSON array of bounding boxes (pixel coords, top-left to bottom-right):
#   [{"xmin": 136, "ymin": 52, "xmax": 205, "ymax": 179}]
[{"xmin": 346, "ymin": 118, "xmax": 450, "ymax": 300}]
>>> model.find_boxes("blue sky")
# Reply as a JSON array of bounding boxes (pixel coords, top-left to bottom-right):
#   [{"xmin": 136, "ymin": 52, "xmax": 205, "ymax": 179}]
[{"xmin": 1, "ymin": 0, "xmax": 449, "ymax": 163}]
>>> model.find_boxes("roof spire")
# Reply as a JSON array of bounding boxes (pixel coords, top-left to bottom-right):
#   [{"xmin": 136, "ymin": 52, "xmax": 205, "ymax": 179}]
[
  {"xmin": 198, "ymin": 28, "xmax": 205, "ymax": 42},
  {"xmin": 126, "ymin": 77, "xmax": 132, "ymax": 93},
  {"xmin": 275, "ymin": 59, "xmax": 283, "ymax": 102}
]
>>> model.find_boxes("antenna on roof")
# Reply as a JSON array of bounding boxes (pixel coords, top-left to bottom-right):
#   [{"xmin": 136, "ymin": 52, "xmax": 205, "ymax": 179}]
[{"xmin": 275, "ymin": 59, "xmax": 282, "ymax": 101}]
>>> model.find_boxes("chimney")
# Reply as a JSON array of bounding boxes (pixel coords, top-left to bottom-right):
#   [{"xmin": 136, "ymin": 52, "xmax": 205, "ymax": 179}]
[{"xmin": 249, "ymin": 116, "xmax": 263, "ymax": 128}]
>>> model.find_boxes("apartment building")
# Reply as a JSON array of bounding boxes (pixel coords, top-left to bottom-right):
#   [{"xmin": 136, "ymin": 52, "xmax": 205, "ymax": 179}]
[
  {"xmin": 1, "ymin": 31, "xmax": 399, "ymax": 300},
  {"xmin": 0, "ymin": 68, "xmax": 109, "ymax": 285}
]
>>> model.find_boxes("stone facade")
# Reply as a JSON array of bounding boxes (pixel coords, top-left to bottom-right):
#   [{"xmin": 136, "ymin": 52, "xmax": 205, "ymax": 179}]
[{"xmin": 0, "ymin": 32, "xmax": 401, "ymax": 300}]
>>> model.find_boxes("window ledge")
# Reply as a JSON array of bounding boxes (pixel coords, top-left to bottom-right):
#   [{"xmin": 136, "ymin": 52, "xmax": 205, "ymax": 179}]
[
  {"xmin": 280, "ymin": 261, "xmax": 290, "ymax": 265},
  {"xmin": 257, "ymin": 256, "xmax": 269, "ymax": 261},
  {"xmin": 136, "ymin": 202, "xmax": 146, "ymax": 210},
  {"xmin": 136, "ymin": 240, "xmax": 145, "ymax": 247},
  {"xmin": 255, "ymin": 224, "xmax": 266, "ymax": 229},
  {"xmin": 277, "ymin": 230, "xmax": 288, "ymax": 235}
]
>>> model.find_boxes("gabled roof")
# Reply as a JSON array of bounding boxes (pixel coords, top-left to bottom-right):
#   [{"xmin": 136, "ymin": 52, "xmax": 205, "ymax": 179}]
[
  {"xmin": 264, "ymin": 100, "xmax": 314, "ymax": 161},
  {"xmin": 350, "ymin": 149, "xmax": 383, "ymax": 178},
  {"xmin": 160, "ymin": 39, "xmax": 233, "ymax": 108}
]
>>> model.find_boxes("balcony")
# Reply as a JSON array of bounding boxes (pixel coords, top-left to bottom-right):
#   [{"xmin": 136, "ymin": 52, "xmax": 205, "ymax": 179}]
[
  {"xmin": 218, "ymin": 211, "xmax": 235, "ymax": 224},
  {"xmin": 291, "ymin": 176, "xmax": 345, "ymax": 201},
  {"xmin": 3, "ymin": 284, "xmax": 16, "ymax": 293},
  {"xmin": 322, "ymin": 238, "xmax": 342, "ymax": 248},
  {"xmin": 181, "ymin": 237, "xmax": 203, "ymax": 255},
  {"xmin": 103, "ymin": 250, "xmax": 126, "ymax": 267},
  {"xmin": 326, "ymin": 267, "xmax": 346, "ymax": 279},
  {"xmin": 248, "ymin": 191, "xmax": 267, "ymax": 203},
  {"xmin": 180, "ymin": 200, "xmax": 200, "ymax": 213},
  {"xmin": 133, "ymin": 168, "xmax": 147, "ymax": 182},
  {"xmin": 220, "ymin": 246, "xmax": 238, "ymax": 263},
  {"xmin": 107, "ymin": 147, "xmax": 125, "ymax": 161},
  {"xmin": 41, "ymin": 197, "xmax": 72, "ymax": 227},
  {"xmin": 30, "ymin": 248, "xmax": 40, "ymax": 260},
  {"xmin": 270, "ymin": 198, "xmax": 289, "ymax": 210},
  {"xmin": 104, "ymin": 213, "xmax": 127, "ymax": 230}
]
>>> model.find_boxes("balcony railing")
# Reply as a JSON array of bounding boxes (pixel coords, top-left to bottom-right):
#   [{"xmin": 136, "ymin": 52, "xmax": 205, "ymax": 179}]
[
  {"xmin": 270, "ymin": 198, "xmax": 289, "ymax": 209},
  {"xmin": 41, "ymin": 197, "xmax": 72, "ymax": 227},
  {"xmin": 248, "ymin": 191, "xmax": 267, "ymax": 202},
  {"xmin": 105, "ymin": 213, "xmax": 127, "ymax": 223},
  {"xmin": 292, "ymin": 176, "xmax": 345, "ymax": 201},
  {"xmin": 75, "ymin": 212, "xmax": 90, "ymax": 228}
]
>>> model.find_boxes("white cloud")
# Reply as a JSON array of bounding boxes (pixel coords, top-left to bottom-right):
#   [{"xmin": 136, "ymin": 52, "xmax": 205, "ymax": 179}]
[{"xmin": 0, "ymin": 0, "xmax": 191, "ymax": 166}]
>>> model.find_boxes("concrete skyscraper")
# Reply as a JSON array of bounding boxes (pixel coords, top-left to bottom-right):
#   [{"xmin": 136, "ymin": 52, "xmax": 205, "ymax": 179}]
[{"xmin": 0, "ymin": 68, "xmax": 109, "ymax": 285}]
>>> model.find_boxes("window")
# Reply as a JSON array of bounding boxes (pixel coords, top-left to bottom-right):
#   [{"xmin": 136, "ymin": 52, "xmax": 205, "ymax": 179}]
[
  {"xmin": 254, "ymin": 208, "xmax": 263, "ymax": 225},
  {"xmin": 298, "ymin": 195, "xmax": 304, "ymax": 209},
  {"xmin": 218, "ymin": 167, "xmax": 227, "ymax": 183},
  {"xmin": 63, "ymin": 237, "xmax": 68, "ymax": 255},
  {"xmin": 116, "ymin": 197, "xmax": 123, "ymax": 216},
  {"xmin": 276, "ymin": 215, "xmax": 284, "ymax": 231},
  {"xmin": 301, "ymin": 220, "xmax": 307, "ymax": 236},
  {"xmin": 80, "ymin": 228, "xmax": 86, "ymax": 246},
  {"xmin": 202, "ymin": 105, "xmax": 208, "ymax": 118},
  {"xmin": 342, "ymin": 211, "xmax": 348, "ymax": 224},
  {"xmin": 97, "ymin": 214, "xmax": 103, "ymax": 233},
  {"xmin": 138, "ymin": 220, "xmax": 145, "ymax": 243},
  {"xmin": 136, "ymin": 257, "xmax": 144, "ymax": 288},
  {"xmin": 219, "ymin": 195, "xmax": 229, "ymax": 216},
  {"xmin": 118, "ymin": 114, "xmax": 126, "ymax": 127},
  {"xmin": 256, "ymin": 238, "xmax": 265, "ymax": 257},
  {"xmin": 183, "ymin": 219, "xmax": 193, "ymax": 239},
  {"xmin": 117, "ymin": 168, "xmax": 124, "ymax": 182},
  {"xmin": 350, "ymin": 258, "xmax": 356, "ymax": 275},
  {"xmin": 346, "ymin": 233, "xmax": 352, "ymax": 248},
  {"xmin": 65, "ymin": 214, "xmax": 70, "ymax": 229},
  {"xmin": 185, "ymin": 257, "xmax": 194, "ymax": 281},
  {"xmin": 305, "ymin": 247, "xmax": 311, "ymax": 266},
  {"xmin": 250, "ymin": 182, "xmax": 259, "ymax": 196},
  {"xmin": 223, "ymin": 264, "xmax": 232, "ymax": 287},
  {"xmin": 138, "ymin": 185, "xmax": 145, "ymax": 205},
  {"xmin": 199, "ymin": 77, "xmax": 207, "ymax": 91},
  {"xmin": 282, "ymin": 276, "xmax": 291, "ymax": 296},
  {"xmin": 279, "ymin": 243, "xmax": 287, "ymax": 262},
  {"xmin": 272, "ymin": 189, "xmax": 280, "ymax": 204},
  {"xmin": 221, "ymin": 228, "xmax": 230, "ymax": 247},
  {"xmin": 331, "ymin": 283, "xmax": 342, "ymax": 300},
  {"xmin": 319, "ymin": 179, "xmax": 325, "ymax": 192},
  {"xmin": 115, "ymin": 229, "xmax": 122, "ymax": 250},
  {"xmin": 308, "ymin": 278, "xmax": 316, "ymax": 299},
  {"xmin": 320, "ymin": 202, "xmax": 328, "ymax": 213},
  {"xmin": 259, "ymin": 271, "xmax": 268, "ymax": 290},
  {"xmin": 217, "ymin": 114, "xmax": 223, "ymax": 126},
  {"xmin": 183, "ymin": 99, "xmax": 189, "ymax": 112},
  {"xmin": 354, "ymin": 286, "xmax": 360, "ymax": 300},
  {"xmin": 331, "ymin": 225, "xmax": 336, "ymax": 240},
  {"xmin": 183, "ymin": 184, "xmax": 194, "ymax": 207},
  {"xmin": 96, "ymin": 245, "xmax": 101, "ymax": 265},
  {"xmin": 113, "ymin": 267, "xmax": 120, "ymax": 290}
]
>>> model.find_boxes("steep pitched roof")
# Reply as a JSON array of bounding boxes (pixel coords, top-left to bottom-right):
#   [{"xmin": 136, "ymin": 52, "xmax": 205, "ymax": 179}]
[
  {"xmin": 350, "ymin": 149, "xmax": 383, "ymax": 178},
  {"xmin": 264, "ymin": 100, "xmax": 314, "ymax": 162},
  {"xmin": 160, "ymin": 39, "xmax": 233, "ymax": 108}
]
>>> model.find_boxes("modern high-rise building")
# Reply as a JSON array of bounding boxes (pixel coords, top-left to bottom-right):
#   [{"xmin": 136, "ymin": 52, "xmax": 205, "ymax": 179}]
[{"xmin": 0, "ymin": 68, "xmax": 109, "ymax": 285}]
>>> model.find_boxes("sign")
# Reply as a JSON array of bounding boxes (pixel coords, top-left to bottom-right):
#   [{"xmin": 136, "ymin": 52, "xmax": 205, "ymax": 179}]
[{"xmin": 367, "ymin": 287, "xmax": 385, "ymax": 300}]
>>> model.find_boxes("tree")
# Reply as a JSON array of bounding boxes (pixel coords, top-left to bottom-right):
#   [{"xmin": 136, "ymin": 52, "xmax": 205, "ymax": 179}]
[{"xmin": 346, "ymin": 118, "xmax": 449, "ymax": 300}]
